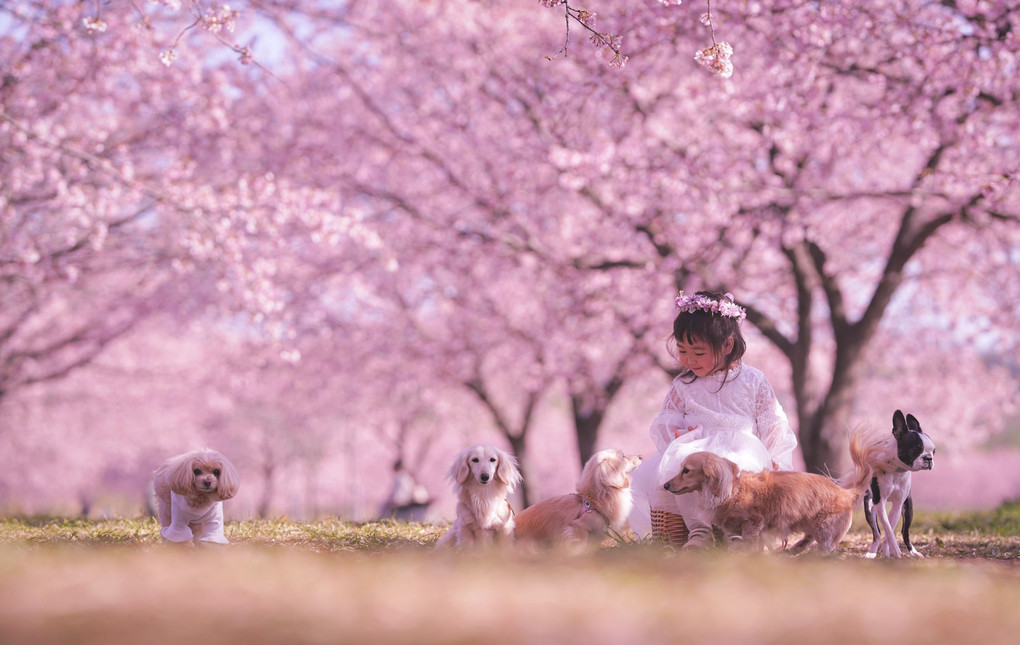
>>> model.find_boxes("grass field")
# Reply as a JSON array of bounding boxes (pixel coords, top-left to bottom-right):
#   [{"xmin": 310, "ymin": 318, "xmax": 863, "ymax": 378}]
[{"xmin": 1, "ymin": 506, "xmax": 1018, "ymax": 645}]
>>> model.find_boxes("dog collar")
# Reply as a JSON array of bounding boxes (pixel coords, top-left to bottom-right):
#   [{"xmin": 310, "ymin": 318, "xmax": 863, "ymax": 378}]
[{"xmin": 573, "ymin": 493, "xmax": 611, "ymax": 526}]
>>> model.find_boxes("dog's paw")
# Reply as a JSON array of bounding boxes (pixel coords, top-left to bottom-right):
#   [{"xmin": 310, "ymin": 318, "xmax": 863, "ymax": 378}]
[
  {"xmin": 863, "ymin": 552, "xmax": 878, "ymax": 559},
  {"xmin": 907, "ymin": 548, "xmax": 924, "ymax": 559}
]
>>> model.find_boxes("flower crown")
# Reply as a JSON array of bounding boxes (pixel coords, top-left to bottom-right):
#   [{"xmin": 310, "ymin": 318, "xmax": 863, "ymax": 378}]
[{"xmin": 674, "ymin": 291, "xmax": 746, "ymax": 320}]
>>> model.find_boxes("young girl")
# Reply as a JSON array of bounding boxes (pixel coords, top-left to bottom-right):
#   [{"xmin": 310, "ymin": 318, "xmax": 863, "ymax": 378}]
[{"xmin": 630, "ymin": 290, "xmax": 798, "ymax": 548}]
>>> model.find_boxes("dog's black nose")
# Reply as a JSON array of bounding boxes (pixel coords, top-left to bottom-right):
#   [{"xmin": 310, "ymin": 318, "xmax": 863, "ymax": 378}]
[{"xmin": 480, "ymin": 474, "xmax": 490, "ymax": 483}]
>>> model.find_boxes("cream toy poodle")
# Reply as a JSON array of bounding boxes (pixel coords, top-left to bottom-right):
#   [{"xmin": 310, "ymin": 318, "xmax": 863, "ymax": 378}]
[{"xmin": 153, "ymin": 449, "xmax": 240, "ymax": 546}]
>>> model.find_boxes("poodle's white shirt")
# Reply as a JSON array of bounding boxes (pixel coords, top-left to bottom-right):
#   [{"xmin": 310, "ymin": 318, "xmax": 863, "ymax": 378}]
[{"xmin": 161, "ymin": 491, "xmax": 229, "ymax": 544}]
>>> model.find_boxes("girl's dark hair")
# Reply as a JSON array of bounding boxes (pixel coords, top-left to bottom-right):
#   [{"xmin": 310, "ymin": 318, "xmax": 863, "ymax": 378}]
[{"xmin": 670, "ymin": 290, "xmax": 746, "ymax": 384}]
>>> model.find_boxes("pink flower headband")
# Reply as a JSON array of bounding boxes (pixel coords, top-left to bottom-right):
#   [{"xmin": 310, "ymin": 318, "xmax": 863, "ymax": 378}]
[{"xmin": 674, "ymin": 291, "xmax": 746, "ymax": 320}]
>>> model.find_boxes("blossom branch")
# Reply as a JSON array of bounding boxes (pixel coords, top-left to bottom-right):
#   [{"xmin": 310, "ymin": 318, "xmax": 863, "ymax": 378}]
[
  {"xmin": 79, "ymin": 0, "xmax": 269, "ymax": 71},
  {"xmin": 539, "ymin": 0, "xmax": 627, "ymax": 68}
]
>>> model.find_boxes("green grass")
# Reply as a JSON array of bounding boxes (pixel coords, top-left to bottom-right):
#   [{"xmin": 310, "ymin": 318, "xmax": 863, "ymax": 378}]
[
  {"xmin": 1, "ymin": 508, "xmax": 1018, "ymax": 645},
  {"xmin": 917, "ymin": 501, "xmax": 1020, "ymax": 536},
  {"xmin": 0, "ymin": 516, "xmax": 447, "ymax": 551},
  {"xmin": 3, "ymin": 506, "xmax": 1018, "ymax": 557}
]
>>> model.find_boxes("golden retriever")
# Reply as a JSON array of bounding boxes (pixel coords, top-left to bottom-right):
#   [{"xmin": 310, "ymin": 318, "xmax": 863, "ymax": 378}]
[
  {"xmin": 435, "ymin": 444, "xmax": 522, "ymax": 549},
  {"xmin": 513, "ymin": 448, "xmax": 642, "ymax": 553},
  {"xmin": 663, "ymin": 435, "xmax": 880, "ymax": 553}
]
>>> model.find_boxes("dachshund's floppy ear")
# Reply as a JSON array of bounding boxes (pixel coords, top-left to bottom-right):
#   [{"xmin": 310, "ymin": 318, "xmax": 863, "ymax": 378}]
[
  {"xmin": 598, "ymin": 451, "xmax": 629, "ymax": 489},
  {"xmin": 495, "ymin": 448, "xmax": 523, "ymax": 492},
  {"xmin": 213, "ymin": 453, "xmax": 240, "ymax": 501},
  {"xmin": 704, "ymin": 455, "xmax": 736, "ymax": 505},
  {"xmin": 448, "ymin": 450, "xmax": 471, "ymax": 485}
]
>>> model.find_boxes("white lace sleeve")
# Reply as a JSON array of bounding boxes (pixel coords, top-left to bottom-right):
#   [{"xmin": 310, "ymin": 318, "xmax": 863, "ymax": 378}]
[
  {"xmin": 649, "ymin": 380, "xmax": 685, "ymax": 452},
  {"xmin": 754, "ymin": 376, "xmax": 798, "ymax": 470}
]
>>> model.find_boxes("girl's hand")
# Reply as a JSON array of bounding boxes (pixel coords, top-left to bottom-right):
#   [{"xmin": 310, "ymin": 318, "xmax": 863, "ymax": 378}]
[{"xmin": 673, "ymin": 425, "xmax": 699, "ymax": 439}]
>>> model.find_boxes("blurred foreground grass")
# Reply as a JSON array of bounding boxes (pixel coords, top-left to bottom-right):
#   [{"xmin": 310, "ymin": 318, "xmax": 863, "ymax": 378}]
[{"xmin": 1, "ymin": 504, "xmax": 1018, "ymax": 645}]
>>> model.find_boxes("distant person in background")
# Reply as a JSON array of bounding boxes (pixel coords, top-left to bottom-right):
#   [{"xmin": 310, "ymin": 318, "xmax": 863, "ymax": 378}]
[{"xmin": 379, "ymin": 459, "xmax": 432, "ymax": 521}]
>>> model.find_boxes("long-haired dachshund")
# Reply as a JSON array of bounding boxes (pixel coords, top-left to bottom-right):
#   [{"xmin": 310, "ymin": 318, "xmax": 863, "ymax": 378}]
[
  {"xmin": 513, "ymin": 448, "xmax": 642, "ymax": 553},
  {"xmin": 664, "ymin": 435, "xmax": 882, "ymax": 553},
  {"xmin": 435, "ymin": 444, "xmax": 522, "ymax": 548}
]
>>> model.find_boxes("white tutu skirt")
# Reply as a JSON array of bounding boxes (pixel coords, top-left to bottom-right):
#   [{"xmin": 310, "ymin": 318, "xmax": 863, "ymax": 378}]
[{"xmin": 629, "ymin": 428, "xmax": 773, "ymax": 538}]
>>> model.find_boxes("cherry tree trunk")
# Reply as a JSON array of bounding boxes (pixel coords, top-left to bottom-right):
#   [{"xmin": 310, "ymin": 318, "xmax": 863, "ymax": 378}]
[
  {"xmin": 571, "ymin": 392, "xmax": 608, "ymax": 470},
  {"xmin": 504, "ymin": 433, "xmax": 531, "ymax": 509}
]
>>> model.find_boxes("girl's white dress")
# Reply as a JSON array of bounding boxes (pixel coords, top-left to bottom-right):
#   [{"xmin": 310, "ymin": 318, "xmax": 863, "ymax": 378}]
[
  {"xmin": 630, "ymin": 364, "xmax": 798, "ymax": 537},
  {"xmin": 161, "ymin": 491, "xmax": 230, "ymax": 544}
]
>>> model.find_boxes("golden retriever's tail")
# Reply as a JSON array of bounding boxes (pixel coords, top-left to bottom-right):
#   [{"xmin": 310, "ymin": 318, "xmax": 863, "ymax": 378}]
[{"xmin": 843, "ymin": 430, "xmax": 880, "ymax": 501}]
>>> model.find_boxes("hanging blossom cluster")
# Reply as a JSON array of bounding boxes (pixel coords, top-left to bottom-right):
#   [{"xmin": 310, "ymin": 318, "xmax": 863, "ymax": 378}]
[
  {"xmin": 693, "ymin": 1, "xmax": 734, "ymax": 78},
  {"xmin": 158, "ymin": 48, "xmax": 179, "ymax": 66},
  {"xmin": 201, "ymin": 4, "xmax": 239, "ymax": 34},
  {"xmin": 675, "ymin": 291, "xmax": 747, "ymax": 320},
  {"xmin": 82, "ymin": 16, "xmax": 107, "ymax": 34},
  {"xmin": 694, "ymin": 41, "xmax": 734, "ymax": 78}
]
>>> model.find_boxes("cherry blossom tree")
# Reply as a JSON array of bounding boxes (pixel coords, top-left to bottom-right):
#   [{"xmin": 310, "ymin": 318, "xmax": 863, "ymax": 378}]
[
  {"xmin": 260, "ymin": 0, "xmax": 1018, "ymax": 475},
  {"xmin": 1, "ymin": 0, "xmax": 1017, "ymax": 516},
  {"xmin": 531, "ymin": 0, "xmax": 1019, "ymax": 471},
  {"xmin": 669, "ymin": 0, "xmax": 1020, "ymax": 470},
  {"xmin": 0, "ymin": 0, "xmax": 382, "ymax": 405}
]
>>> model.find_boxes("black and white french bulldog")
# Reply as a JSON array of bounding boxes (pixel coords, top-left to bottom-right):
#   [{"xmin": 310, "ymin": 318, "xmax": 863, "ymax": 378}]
[{"xmin": 862, "ymin": 410, "xmax": 935, "ymax": 558}]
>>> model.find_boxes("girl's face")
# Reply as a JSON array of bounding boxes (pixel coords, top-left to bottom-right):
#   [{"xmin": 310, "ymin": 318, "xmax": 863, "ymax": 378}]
[{"xmin": 676, "ymin": 336, "xmax": 734, "ymax": 377}]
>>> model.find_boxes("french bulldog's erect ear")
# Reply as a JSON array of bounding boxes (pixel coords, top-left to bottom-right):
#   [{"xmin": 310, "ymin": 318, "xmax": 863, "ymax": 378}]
[
  {"xmin": 892, "ymin": 410, "xmax": 908, "ymax": 439},
  {"xmin": 906, "ymin": 413, "xmax": 922, "ymax": 434}
]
